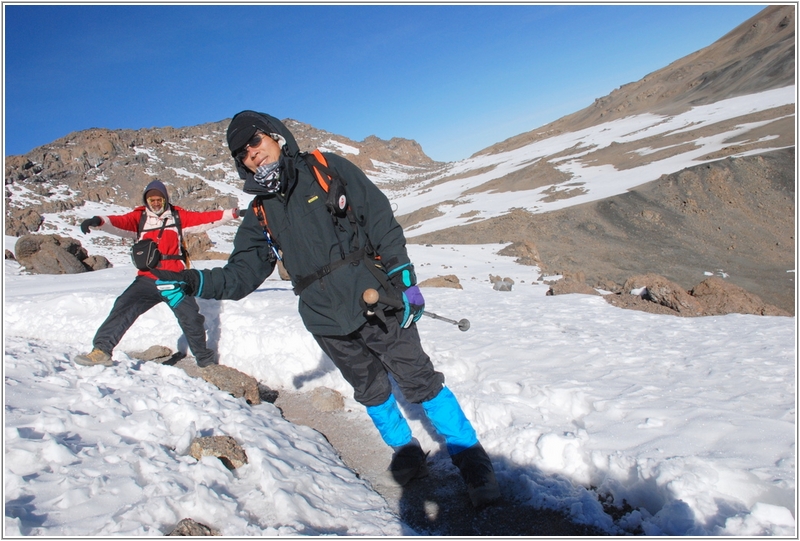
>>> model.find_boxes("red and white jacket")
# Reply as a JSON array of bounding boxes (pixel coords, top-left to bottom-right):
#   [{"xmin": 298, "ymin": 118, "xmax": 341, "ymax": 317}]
[{"xmin": 96, "ymin": 205, "xmax": 240, "ymax": 279}]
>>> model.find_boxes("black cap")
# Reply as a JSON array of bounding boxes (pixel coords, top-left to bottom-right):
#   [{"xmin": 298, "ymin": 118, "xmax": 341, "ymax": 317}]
[{"xmin": 227, "ymin": 111, "xmax": 275, "ymax": 157}]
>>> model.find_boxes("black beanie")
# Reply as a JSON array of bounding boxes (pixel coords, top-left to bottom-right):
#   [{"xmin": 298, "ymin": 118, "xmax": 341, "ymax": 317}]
[{"xmin": 227, "ymin": 111, "xmax": 277, "ymax": 157}]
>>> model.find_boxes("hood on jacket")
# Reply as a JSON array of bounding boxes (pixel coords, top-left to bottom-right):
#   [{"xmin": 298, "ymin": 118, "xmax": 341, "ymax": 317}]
[
  {"xmin": 142, "ymin": 179, "xmax": 169, "ymax": 205},
  {"xmin": 226, "ymin": 111, "xmax": 301, "ymax": 196}
]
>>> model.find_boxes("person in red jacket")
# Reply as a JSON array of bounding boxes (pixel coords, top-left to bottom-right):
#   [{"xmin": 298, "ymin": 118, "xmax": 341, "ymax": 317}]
[{"xmin": 74, "ymin": 180, "xmax": 243, "ymax": 368}]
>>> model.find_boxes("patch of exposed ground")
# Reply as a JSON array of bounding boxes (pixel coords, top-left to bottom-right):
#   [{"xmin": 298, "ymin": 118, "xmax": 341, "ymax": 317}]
[
  {"xmin": 432, "ymin": 164, "xmax": 498, "ymax": 186},
  {"xmin": 463, "ymin": 158, "xmax": 572, "ymax": 195},
  {"xmin": 273, "ymin": 390, "xmax": 609, "ymax": 536},
  {"xmin": 410, "ymin": 148, "xmax": 795, "ymax": 315},
  {"xmin": 397, "ymin": 205, "xmax": 445, "ymax": 231},
  {"xmin": 539, "ymin": 184, "xmax": 588, "ymax": 203}
]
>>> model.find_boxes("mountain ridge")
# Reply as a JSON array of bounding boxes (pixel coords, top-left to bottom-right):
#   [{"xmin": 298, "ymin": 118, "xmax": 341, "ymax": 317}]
[
  {"xmin": 476, "ymin": 5, "xmax": 794, "ymax": 158},
  {"xmin": 4, "ymin": 5, "xmax": 795, "ymax": 314}
]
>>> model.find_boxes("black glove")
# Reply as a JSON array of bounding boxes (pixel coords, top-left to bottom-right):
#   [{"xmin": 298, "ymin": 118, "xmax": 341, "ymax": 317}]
[
  {"xmin": 236, "ymin": 208, "xmax": 247, "ymax": 218},
  {"xmin": 388, "ymin": 263, "xmax": 425, "ymax": 328},
  {"xmin": 151, "ymin": 269, "xmax": 204, "ymax": 308},
  {"xmin": 80, "ymin": 216, "xmax": 102, "ymax": 234}
]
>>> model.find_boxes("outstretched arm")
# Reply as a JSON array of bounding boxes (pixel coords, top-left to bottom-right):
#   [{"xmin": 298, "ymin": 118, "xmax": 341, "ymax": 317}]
[
  {"xmin": 81, "ymin": 209, "xmax": 142, "ymax": 239},
  {"xmin": 176, "ymin": 207, "xmax": 245, "ymax": 234},
  {"xmin": 153, "ymin": 211, "xmax": 276, "ymax": 304}
]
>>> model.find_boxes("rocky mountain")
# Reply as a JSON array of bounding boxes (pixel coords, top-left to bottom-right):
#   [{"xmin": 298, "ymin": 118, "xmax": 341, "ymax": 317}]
[
  {"xmin": 478, "ymin": 5, "xmax": 795, "ymax": 157},
  {"xmin": 4, "ymin": 119, "xmax": 439, "ymax": 235},
  {"xmin": 4, "ymin": 6, "xmax": 795, "ymax": 314},
  {"xmin": 391, "ymin": 5, "xmax": 795, "ymax": 314}
]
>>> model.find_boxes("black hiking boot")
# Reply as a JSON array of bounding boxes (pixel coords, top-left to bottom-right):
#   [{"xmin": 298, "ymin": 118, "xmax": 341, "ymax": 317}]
[
  {"xmin": 389, "ymin": 439, "xmax": 429, "ymax": 486},
  {"xmin": 451, "ymin": 443, "xmax": 501, "ymax": 508}
]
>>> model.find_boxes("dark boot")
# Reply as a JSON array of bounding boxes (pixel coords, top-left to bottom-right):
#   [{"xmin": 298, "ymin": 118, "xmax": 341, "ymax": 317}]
[
  {"xmin": 451, "ymin": 443, "xmax": 500, "ymax": 507},
  {"xmin": 389, "ymin": 438, "xmax": 429, "ymax": 486}
]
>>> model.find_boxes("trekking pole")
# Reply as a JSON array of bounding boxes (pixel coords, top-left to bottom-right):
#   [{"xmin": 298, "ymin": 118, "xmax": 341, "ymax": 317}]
[{"xmin": 362, "ymin": 289, "xmax": 471, "ymax": 332}]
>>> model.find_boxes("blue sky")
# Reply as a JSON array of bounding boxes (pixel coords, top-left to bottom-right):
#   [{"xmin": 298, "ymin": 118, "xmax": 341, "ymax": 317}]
[{"xmin": 4, "ymin": 4, "xmax": 765, "ymax": 162}]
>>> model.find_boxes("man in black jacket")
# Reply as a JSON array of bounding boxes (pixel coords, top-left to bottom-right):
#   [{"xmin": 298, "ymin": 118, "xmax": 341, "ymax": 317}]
[{"xmin": 154, "ymin": 110, "xmax": 500, "ymax": 507}]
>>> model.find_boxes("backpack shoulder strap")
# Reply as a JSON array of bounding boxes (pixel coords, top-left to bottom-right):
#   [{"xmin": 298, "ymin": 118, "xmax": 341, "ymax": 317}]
[
  {"xmin": 305, "ymin": 149, "xmax": 351, "ymax": 219},
  {"xmin": 137, "ymin": 208, "xmax": 148, "ymax": 237},
  {"xmin": 309, "ymin": 149, "xmax": 332, "ymax": 192},
  {"xmin": 171, "ymin": 207, "xmax": 183, "ymax": 243}
]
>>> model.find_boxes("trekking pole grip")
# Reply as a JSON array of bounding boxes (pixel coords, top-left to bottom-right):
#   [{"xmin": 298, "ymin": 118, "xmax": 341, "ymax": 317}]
[
  {"xmin": 363, "ymin": 288, "xmax": 403, "ymax": 310},
  {"xmin": 362, "ymin": 289, "xmax": 470, "ymax": 332}
]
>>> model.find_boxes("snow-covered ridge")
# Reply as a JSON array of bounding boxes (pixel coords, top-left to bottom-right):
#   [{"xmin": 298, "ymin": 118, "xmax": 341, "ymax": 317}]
[{"xmin": 389, "ymin": 86, "xmax": 795, "ymax": 237}]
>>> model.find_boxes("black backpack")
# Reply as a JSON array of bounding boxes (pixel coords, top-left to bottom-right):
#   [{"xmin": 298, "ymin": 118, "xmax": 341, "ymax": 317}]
[{"xmin": 130, "ymin": 207, "xmax": 187, "ymax": 271}]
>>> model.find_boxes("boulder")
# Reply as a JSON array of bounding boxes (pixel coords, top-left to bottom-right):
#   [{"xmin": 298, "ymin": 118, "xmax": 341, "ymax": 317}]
[
  {"xmin": 82, "ymin": 255, "xmax": 113, "ymax": 271},
  {"xmin": 127, "ymin": 345, "xmax": 174, "ymax": 362},
  {"xmin": 547, "ymin": 280, "xmax": 599, "ymax": 296},
  {"xmin": 200, "ymin": 364, "xmax": 261, "ymax": 405},
  {"xmin": 189, "ymin": 435, "xmax": 248, "ymax": 470},
  {"xmin": 498, "ymin": 240, "xmax": 541, "ymax": 266},
  {"xmin": 183, "ymin": 232, "xmax": 213, "ymax": 259},
  {"xmin": 623, "ymin": 274, "xmax": 704, "ymax": 316},
  {"xmin": 309, "ymin": 387, "xmax": 345, "ymax": 412},
  {"xmin": 546, "ymin": 270, "xmax": 599, "ymax": 296},
  {"xmin": 14, "ymin": 234, "xmax": 91, "ymax": 274},
  {"xmin": 5, "ymin": 208, "xmax": 43, "ymax": 236},
  {"xmin": 489, "ymin": 274, "xmax": 515, "ymax": 291},
  {"xmin": 419, "ymin": 274, "xmax": 462, "ymax": 289},
  {"xmin": 690, "ymin": 277, "xmax": 790, "ymax": 317},
  {"xmin": 167, "ymin": 518, "xmax": 220, "ymax": 536},
  {"xmin": 604, "ymin": 293, "xmax": 682, "ymax": 315}
]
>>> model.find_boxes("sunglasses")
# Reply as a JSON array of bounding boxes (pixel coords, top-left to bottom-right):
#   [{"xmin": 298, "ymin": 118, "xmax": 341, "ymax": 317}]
[
  {"xmin": 147, "ymin": 196, "xmax": 165, "ymax": 204},
  {"xmin": 234, "ymin": 132, "xmax": 266, "ymax": 163}
]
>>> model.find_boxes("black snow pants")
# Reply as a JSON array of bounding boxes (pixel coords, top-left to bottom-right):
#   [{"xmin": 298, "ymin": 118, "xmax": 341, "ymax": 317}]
[
  {"xmin": 93, "ymin": 275, "xmax": 216, "ymax": 366},
  {"xmin": 314, "ymin": 315, "xmax": 444, "ymax": 407}
]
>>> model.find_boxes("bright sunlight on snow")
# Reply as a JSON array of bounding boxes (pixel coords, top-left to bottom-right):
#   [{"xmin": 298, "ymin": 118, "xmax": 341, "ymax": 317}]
[{"xmin": 4, "ymin": 239, "xmax": 795, "ymax": 536}]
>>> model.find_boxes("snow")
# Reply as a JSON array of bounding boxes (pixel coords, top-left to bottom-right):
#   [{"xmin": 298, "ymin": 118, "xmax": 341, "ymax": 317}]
[
  {"xmin": 4, "ymin": 84, "xmax": 796, "ymax": 536},
  {"xmin": 4, "ymin": 241, "xmax": 795, "ymax": 536},
  {"xmin": 319, "ymin": 139, "xmax": 360, "ymax": 156}
]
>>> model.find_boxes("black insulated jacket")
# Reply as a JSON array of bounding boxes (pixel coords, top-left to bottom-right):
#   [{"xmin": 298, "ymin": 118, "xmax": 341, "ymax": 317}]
[{"xmin": 198, "ymin": 113, "xmax": 411, "ymax": 336}]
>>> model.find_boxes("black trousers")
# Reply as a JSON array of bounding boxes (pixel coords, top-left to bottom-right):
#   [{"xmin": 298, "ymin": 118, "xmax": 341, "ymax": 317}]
[
  {"xmin": 93, "ymin": 276, "xmax": 215, "ymax": 365},
  {"xmin": 314, "ymin": 316, "xmax": 444, "ymax": 407}
]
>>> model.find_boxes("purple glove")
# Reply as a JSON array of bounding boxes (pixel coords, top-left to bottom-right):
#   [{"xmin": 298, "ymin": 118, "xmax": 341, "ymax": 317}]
[
  {"xmin": 388, "ymin": 263, "xmax": 425, "ymax": 328},
  {"xmin": 400, "ymin": 285, "xmax": 425, "ymax": 328}
]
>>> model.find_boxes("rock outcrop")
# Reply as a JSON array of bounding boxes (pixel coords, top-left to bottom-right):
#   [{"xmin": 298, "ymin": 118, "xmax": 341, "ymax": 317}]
[{"xmin": 13, "ymin": 234, "xmax": 111, "ymax": 274}]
